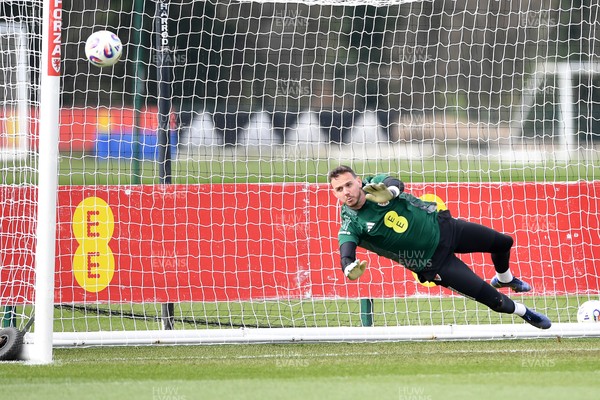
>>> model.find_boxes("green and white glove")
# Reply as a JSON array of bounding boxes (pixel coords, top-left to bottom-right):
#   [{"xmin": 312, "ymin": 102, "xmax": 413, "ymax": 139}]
[
  {"xmin": 363, "ymin": 183, "xmax": 400, "ymax": 203},
  {"xmin": 344, "ymin": 260, "xmax": 367, "ymax": 280}
]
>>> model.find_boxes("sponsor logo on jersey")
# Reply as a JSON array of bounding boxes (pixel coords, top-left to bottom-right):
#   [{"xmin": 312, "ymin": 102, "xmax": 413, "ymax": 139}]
[
  {"xmin": 366, "ymin": 222, "xmax": 375, "ymax": 232},
  {"xmin": 384, "ymin": 210, "xmax": 409, "ymax": 233}
]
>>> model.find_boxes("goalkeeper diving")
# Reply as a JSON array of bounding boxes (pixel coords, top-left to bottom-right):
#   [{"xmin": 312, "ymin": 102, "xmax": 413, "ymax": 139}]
[{"xmin": 328, "ymin": 165, "xmax": 551, "ymax": 329}]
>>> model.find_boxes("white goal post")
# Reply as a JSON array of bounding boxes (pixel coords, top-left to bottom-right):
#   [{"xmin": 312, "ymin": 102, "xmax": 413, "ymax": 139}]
[
  {"xmin": 511, "ymin": 61, "xmax": 600, "ymax": 161},
  {"xmin": 2, "ymin": 0, "xmax": 599, "ymax": 364}
]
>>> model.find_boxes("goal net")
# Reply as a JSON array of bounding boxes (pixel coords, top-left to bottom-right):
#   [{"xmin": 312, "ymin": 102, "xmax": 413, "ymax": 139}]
[
  {"xmin": 0, "ymin": 3, "xmax": 36, "ymax": 347},
  {"xmin": 2, "ymin": 0, "xmax": 600, "ymax": 361},
  {"xmin": 0, "ymin": 20, "xmax": 29, "ymax": 161}
]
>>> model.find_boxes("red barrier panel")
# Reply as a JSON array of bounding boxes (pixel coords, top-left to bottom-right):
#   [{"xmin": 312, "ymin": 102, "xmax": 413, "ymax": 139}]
[
  {"xmin": 1, "ymin": 182, "xmax": 599, "ymax": 304},
  {"xmin": 0, "ymin": 185, "xmax": 37, "ymax": 304}
]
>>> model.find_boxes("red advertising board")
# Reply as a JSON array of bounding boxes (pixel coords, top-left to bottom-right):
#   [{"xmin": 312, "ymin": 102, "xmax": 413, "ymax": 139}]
[{"xmin": 1, "ymin": 182, "xmax": 599, "ymax": 304}]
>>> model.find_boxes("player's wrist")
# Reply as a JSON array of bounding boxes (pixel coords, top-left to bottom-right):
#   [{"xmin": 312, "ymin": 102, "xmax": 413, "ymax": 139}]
[
  {"xmin": 344, "ymin": 259, "xmax": 367, "ymax": 280},
  {"xmin": 388, "ymin": 186, "xmax": 400, "ymax": 198}
]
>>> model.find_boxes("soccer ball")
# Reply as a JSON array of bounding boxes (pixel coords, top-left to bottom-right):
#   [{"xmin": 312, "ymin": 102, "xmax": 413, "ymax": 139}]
[
  {"xmin": 576, "ymin": 300, "xmax": 600, "ymax": 323},
  {"xmin": 85, "ymin": 30, "xmax": 122, "ymax": 67}
]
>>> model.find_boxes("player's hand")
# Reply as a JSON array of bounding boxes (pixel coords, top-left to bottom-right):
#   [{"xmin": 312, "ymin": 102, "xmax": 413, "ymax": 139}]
[
  {"xmin": 364, "ymin": 183, "xmax": 394, "ymax": 203},
  {"xmin": 344, "ymin": 260, "xmax": 367, "ymax": 280}
]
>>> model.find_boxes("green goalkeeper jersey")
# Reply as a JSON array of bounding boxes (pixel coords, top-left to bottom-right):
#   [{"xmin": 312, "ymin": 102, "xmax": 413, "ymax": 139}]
[{"xmin": 337, "ymin": 175, "xmax": 440, "ymax": 272}]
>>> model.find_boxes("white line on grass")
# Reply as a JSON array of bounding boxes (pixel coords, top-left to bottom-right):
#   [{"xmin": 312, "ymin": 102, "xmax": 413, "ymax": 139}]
[{"xmin": 62, "ymin": 346, "xmax": 600, "ymax": 364}]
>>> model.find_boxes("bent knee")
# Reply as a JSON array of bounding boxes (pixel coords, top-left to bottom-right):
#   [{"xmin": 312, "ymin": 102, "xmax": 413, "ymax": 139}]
[
  {"xmin": 488, "ymin": 292, "xmax": 514, "ymax": 314},
  {"xmin": 493, "ymin": 233, "xmax": 514, "ymax": 252}
]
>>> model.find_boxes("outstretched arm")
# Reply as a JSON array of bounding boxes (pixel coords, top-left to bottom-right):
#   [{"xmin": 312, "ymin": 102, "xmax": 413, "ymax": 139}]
[
  {"xmin": 363, "ymin": 176, "xmax": 405, "ymax": 203},
  {"xmin": 340, "ymin": 241, "xmax": 366, "ymax": 280}
]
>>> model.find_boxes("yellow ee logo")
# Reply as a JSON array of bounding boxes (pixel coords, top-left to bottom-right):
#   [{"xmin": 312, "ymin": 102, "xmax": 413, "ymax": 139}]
[
  {"xmin": 384, "ymin": 211, "xmax": 408, "ymax": 233},
  {"xmin": 72, "ymin": 197, "xmax": 115, "ymax": 293}
]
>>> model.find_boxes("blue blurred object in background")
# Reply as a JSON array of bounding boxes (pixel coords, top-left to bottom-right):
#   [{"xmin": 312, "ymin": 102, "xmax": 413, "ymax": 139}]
[{"xmin": 95, "ymin": 131, "xmax": 178, "ymax": 160}]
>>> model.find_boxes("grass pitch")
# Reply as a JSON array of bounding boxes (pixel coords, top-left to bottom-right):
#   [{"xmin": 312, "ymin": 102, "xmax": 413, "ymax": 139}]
[
  {"xmin": 2, "ymin": 339, "xmax": 599, "ymax": 400},
  {"xmin": 2, "ymin": 154, "xmax": 600, "ymax": 184}
]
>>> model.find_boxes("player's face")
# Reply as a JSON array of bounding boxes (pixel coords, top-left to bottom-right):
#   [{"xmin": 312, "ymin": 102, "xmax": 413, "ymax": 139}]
[{"xmin": 330, "ymin": 172, "xmax": 365, "ymax": 210}]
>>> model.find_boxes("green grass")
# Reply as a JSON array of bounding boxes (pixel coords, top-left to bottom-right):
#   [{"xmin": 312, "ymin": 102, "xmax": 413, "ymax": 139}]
[
  {"xmin": 2, "ymin": 154, "xmax": 599, "ymax": 184},
  {"xmin": 40, "ymin": 295, "xmax": 581, "ymax": 333},
  {"xmin": 2, "ymin": 339, "xmax": 599, "ymax": 399}
]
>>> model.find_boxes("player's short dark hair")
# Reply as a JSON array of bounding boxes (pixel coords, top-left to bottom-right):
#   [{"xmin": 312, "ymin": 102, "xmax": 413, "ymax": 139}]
[{"xmin": 327, "ymin": 165, "xmax": 356, "ymax": 182}]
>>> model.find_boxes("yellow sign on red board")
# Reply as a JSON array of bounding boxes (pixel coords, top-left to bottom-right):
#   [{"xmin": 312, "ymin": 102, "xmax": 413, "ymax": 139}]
[
  {"xmin": 3, "ymin": 182, "xmax": 597, "ymax": 304},
  {"xmin": 72, "ymin": 197, "xmax": 115, "ymax": 293}
]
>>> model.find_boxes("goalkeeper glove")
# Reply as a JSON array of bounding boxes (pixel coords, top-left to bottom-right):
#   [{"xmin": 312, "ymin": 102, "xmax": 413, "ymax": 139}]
[
  {"xmin": 363, "ymin": 183, "xmax": 400, "ymax": 203},
  {"xmin": 344, "ymin": 260, "xmax": 367, "ymax": 280}
]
